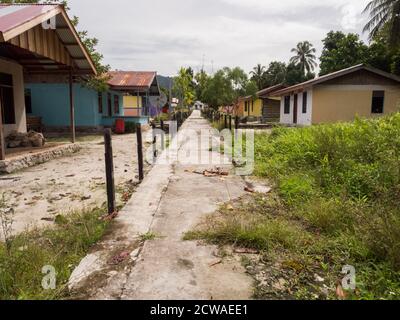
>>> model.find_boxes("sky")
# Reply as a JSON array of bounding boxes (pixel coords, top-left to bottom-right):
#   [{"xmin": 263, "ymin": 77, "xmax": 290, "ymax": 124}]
[{"xmin": 68, "ymin": 0, "xmax": 371, "ymax": 76}]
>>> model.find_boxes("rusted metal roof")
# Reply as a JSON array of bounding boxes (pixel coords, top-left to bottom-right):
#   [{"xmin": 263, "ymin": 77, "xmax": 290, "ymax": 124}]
[
  {"xmin": 257, "ymin": 84, "xmax": 286, "ymax": 98},
  {"xmin": 0, "ymin": 4, "xmax": 96, "ymax": 75},
  {"xmin": 108, "ymin": 71, "xmax": 157, "ymax": 89},
  {"xmin": 0, "ymin": 4, "xmax": 57, "ymax": 35}
]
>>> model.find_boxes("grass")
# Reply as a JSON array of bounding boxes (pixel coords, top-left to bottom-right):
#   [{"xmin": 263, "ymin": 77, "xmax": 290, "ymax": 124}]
[
  {"xmin": 0, "ymin": 204, "xmax": 109, "ymax": 300},
  {"xmin": 186, "ymin": 113, "xmax": 400, "ymax": 300}
]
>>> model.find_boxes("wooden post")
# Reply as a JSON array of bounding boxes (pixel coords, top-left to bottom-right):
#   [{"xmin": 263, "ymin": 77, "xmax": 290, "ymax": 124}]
[
  {"xmin": 235, "ymin": 116, "xmax": 239, "ymax": 130},
  {"xmin": 136, "ymin": 124, "xmax": 144, "ymax": 181},
  {"xmin": 69, "ymin": 70, "xmax": 76, "ymax": 143},
  {"xmin": 0, "ymin": 101, "xmax": 5, "ymax": 160},
  {"xmin": 224, "ymin": 115, "xmax": 227, "ymax": 129},
  {"xmin": 229, "ymin": 115, "xmax": 232, "ymax": 131},
  {"xmin": 161, "ymin": 119, "xmax": 165, "ymax": 132},
  {"xmin": 104, "ymin": 129, "xmax": 115, "ymax": 214},
  {"xmin": 151, "ymin": 122, "xmax": 157, "ymax": 160}
]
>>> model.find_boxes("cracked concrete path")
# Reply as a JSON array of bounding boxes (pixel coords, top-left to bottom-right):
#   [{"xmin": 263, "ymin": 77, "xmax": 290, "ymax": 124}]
[{"xmin": 69, "ymin": 111, "xmax": 252, "ymax": 300}]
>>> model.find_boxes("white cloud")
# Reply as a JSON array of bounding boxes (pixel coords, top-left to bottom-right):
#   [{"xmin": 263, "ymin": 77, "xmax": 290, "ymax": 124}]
[{"xmin": 67, "ymin": 0, "xmax": 371, "ymax": 75}]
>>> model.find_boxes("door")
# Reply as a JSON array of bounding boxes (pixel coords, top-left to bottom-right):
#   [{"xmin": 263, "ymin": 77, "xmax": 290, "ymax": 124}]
[
  {"xmin": 293, "ymin": 94, "xmax": 298, "ymax": 124},
  {"xmin": 107, "ymin": 93, "xmax": 112, "ymax": 117}
]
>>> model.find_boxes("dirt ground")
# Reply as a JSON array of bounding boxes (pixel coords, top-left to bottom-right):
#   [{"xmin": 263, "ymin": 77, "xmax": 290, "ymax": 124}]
[{"xmin": 0, "ymin": 132, "xmax": 152, "ymax": 236}]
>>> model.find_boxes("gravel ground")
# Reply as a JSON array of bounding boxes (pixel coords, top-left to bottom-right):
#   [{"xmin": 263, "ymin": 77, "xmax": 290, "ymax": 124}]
[{"xmin": 0, "ymin": 132, "xmax": 152, "ymax": 236}]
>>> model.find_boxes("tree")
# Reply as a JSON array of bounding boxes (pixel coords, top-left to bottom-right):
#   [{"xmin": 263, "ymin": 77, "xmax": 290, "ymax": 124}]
[
  {"xmin": 250, "ymin": 64, "xmax": 266, "ymax": 90},
  {"xmin": 264, "ymin": 61, "xmax": 287, "ymax": 87},
  {"xmin": 290, "ymin": 41, "xmax": 317, "ymax": 75},
  {"xmin": 319, "ymin": 31, "xmax": 369, "ymax": 75},
  {"xmin": 173, "ymin": 68, "xmax": 196, "ymax": 108},
  {"xmin": 285, "ymin": 63, "xmax": 314, "ymax": 86},
  {"xmin": 363, "ymin": 0, "xmax": 400, "ymax": 49},
  {"xmin": 1, "ymin": 0, "xmax": 110, "ymax": 90},
  {"xmin": 194, "ymin": 70, "xmax": 209, "ymax": 102}
]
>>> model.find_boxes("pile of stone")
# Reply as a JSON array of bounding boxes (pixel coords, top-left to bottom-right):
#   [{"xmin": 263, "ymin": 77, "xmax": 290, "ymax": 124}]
[{"xmin": 6, "ymin": 131, "xmax": 46, "ymax": 148}]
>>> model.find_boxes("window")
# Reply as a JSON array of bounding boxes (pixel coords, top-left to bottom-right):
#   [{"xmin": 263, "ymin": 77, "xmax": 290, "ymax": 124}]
[
  {"xmin": 98, "ymin": 92, "xmax": 103, "ymax": 114},
  {"xmin": 302, "ymin": 92, "xmax": 307, "ymax": 114},
  {"xmin": 244, "ymin": 101, "xmax": 248, "ymax": 112},
  {"xmin": 284, "ymin": 96, "xmax": 290, "ymax": 114},
  {"xmin": 107, "ymin": 93, "xmax": 112, "ymax": 116},
  {"xmin": 251, "ymin": 101, "xmax": 254, "ymax": 112},
  {"xmin": 371, "ymin": 91, "xmax": 384, "ymax": 114},
  {"xmin": 114, "ymin": 95, "xmax": 119, "ymax": 114},
  {"xmin": 25, "ymin": 89, "xmax": 32, "ymax": 114},
  {"xmin": 0, "ymin": 72, "xmax": 15, "ymax": 124}
]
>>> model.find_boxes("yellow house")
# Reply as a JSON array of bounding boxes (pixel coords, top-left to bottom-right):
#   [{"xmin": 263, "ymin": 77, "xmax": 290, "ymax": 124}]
[
  {"xmin": 273, "ymin": 64, "xmax": 400, "ymax": 126},
  {"xmin": 236, "ymin": 96, "xmax": 263, "ymax": 117}
]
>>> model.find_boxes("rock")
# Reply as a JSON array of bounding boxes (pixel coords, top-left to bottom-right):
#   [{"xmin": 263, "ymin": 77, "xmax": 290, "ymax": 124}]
[
  {"xmin": 8, "ymin": 140, "xmax": 21, "ymax": 148},
  {"xmin": 314, "ymin": 274, "xmax": 325, "ymax": 283}
]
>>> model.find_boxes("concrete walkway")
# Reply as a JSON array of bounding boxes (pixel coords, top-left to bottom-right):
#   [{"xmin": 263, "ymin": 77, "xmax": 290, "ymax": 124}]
[{"xmin": 69, "ymin": 111, "xmax": 252, "ymax": 300}]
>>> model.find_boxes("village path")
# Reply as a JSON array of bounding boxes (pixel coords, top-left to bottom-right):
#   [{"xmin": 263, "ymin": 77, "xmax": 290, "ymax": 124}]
[
  {"xmin": 120, "ymin": 111, "xmax": 253, "ymax": 300},
  {"xmin": 0, "ymin": 131, "xmax": 152, "ymax": 236}
]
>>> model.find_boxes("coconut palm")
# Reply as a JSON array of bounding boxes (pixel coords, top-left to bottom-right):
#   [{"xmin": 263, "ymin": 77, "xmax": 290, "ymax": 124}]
[
  {"xmin": 250, "ymin": 64, "xmax": 266, "ymax": 90},
  {"xmin": 290, "ymin": 41, "xmax": 317, "ymax": 75},
  {"xmin": 363, "ymin": 0, "xmax": 400, "ymax": 48}
]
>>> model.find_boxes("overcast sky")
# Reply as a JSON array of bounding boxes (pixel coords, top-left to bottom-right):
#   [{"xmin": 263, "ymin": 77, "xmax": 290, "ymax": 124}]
[{"xmin": 68, "ymin": 0, "xmax": 371, "ymax": 76}]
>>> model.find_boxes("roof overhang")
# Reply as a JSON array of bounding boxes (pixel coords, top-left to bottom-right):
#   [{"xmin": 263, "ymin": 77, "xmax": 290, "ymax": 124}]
[{"xmin": 0, "ymin": 4, "xmax": 96, "ymax": 75}]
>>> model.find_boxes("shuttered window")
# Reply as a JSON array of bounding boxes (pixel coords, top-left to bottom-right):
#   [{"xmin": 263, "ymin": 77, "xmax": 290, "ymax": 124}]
[{"xmin": 302, "ymin": 92, "xmax": 307, "ymax": 114}]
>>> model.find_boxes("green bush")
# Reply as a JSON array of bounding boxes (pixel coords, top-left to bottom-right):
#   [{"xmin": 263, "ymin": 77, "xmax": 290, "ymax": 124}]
[{"xmin": 254, "ymin": 113, "xmax": 400, "ymax": 270}]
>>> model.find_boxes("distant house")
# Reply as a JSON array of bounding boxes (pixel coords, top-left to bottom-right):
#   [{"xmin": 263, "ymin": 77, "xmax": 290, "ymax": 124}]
[
  {"xmin": 273, "ymin": 64, "xmax": 400, "ymax": 126},
  {"xmin": 236, "ymin": 96, "xmax": 262, "ymax": 118},
  {"xmin": 257, "ymin": 84, "xmax": 286, "ymax": 123},
  {"xmin": 0, "ymin": 4, "xmax": 96, "ymax": 159},
  {"xmin": 25, "ymin": 71, "xmax": 160, "ymax": 132},
  {"xmin": 108, "ymin": 71, "xmax": 160, "ymax": 117},
  {"xmin": 191, "ymin": 101, "xmax": 206, "ymax": 111}
]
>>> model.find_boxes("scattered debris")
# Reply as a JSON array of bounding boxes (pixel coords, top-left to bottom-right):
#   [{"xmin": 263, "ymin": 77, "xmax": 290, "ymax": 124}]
[
  {"xmin": 234, "ymin": 248, "xmax": 260, "ymax": 255},
  {"xmin": 65, "ymin": 174, "xmax": 75, "ymax": 178},
  {"xmin": 41, "ymin": 217, "xmax": 55, "ymax": 222},
  {"xmin": 109, "ymin": 251, "xmax": 131, "ymax": 265},
  {"xmin": 80, "ymin": 195, "xmax": 92, "ymax": 201},
  {"xmin": 244, "ymin": 186, "xmax": 255, "ymax": 193},
  {"xmin": 314, "ymin": 274, "xmax": 325, "ymax": 283},
  {"xmin": 209, "ymin": 260, "xmax": 222, "ymax": 267},
  {"xmin": 101, "ymin": 211, "xmax": 118, "ymax": 221},
  {"xmin": 336, "ymin": 283, "xmax": 347, "ymax": 300}
]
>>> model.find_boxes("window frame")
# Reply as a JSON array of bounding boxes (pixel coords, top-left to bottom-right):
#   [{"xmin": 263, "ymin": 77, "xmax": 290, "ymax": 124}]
[
  {"xmin": 284, "ymin": 96, "xmax": 291, "ymax": 114},
  {"xmin": 371, "ymin": 90, "xmax": 385, "ymax": 114},
  {"xmin": 98, "ymin": 92, "xmax": 103, "ymax": 114},
  {"xmin": 302, "ymin": 92, "xmax": 307, "ymax": 114},
  {"xmin": 113, "ymin": 94, "xmax": 120, "ymax": 115}
]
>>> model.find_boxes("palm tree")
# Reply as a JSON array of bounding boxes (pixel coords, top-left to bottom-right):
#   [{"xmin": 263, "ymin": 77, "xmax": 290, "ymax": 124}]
[
  {"xmin": 250, "ymin": 64, "xmax": 266, "ymax": 90},
  {"xmin": 363, "ymin": 0, "xmax": 400, "ymax": 48},
  {"xmin": 290, "ymin": 41, "xmax": 317, "ymax": 75}
]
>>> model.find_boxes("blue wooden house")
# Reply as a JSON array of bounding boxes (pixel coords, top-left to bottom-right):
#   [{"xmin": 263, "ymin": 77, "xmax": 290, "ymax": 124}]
[{"xmin": 24, "ymin": 71, "xmax": 160, "ymax": 132}]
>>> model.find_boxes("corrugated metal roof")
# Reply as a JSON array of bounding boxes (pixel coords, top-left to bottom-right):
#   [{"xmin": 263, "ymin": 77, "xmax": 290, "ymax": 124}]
[
  {"xmin": 108, "ymin": 71, "xmax": 157, "ymax": 89},
  {"xmin": 273, "ymin": 64, "xmax": 400, "ymax": 96},
  {"xmin": 0, "ymin": 4, "xmax": 96, "ymax": 75},
  {"xmin": 0, "ymin": 4, "xmax": 57, "ymax": 34}
]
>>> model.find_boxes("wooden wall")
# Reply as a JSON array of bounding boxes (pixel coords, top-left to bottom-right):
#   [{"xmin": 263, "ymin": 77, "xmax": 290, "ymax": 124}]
[{"xmin": 7, "ymin": 25, "xmax": 72, "ymax": 67}]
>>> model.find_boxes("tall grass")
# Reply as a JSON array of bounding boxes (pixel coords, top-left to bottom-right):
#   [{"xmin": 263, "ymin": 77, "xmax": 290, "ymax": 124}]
[{"xmin": 254, "ymin": 114, "xmax": 400, "ymax": 271}]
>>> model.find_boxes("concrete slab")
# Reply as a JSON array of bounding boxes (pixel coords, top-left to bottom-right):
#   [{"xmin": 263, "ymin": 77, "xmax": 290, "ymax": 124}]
[{"xmin": 68, "ymin": 111, "xmax": 253, "ymax": 300}]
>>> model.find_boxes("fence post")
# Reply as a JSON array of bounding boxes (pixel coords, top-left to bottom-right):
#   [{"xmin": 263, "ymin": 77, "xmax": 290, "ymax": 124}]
[
  {"xmin": 224, "ymin": 115, "xmax": 227, "ymax": 129},
  {"xmin": 229, "ymin": 115, "xmax": 232, "ymax": 131},
  {"xmin": 136, "ymin": 124, "xmax": 144, "ymax": 181},
  {"xmin": 104, "ymin": 129, "xmax": 116, "ymax": 214},
  {"xmin": 235, "ymin": 116, "xmax": 239, "ymax": 130},
  {"xmin": 151, "ymin": 122, "xmax": 158, "ymax": 160}
]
